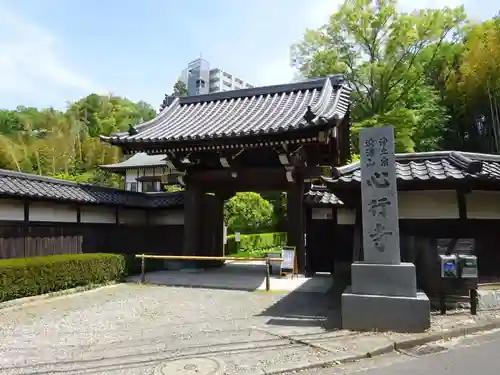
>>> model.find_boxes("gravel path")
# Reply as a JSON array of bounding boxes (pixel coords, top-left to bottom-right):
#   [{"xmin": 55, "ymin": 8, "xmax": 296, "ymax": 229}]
[{"xmin": 0, "ymin": 284, "xmax": 339, "ymax": 375}]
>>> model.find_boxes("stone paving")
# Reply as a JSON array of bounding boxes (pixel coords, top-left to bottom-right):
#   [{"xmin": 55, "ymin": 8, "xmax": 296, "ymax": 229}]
[
  {"xmin": 1, "ymin": 282, "xmax": 499, "ymax": 375},
  {"xmin": 0, "ymin": 283, "xmax": 340, "ymax": 375},
  {"xmin": 127, "ymin": 262, "xmax": 334, "ymax": 293}
]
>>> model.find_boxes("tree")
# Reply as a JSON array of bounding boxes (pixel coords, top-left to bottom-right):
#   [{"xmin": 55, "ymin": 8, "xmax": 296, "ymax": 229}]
[
  {"xmin": 172, "ymin": 79, "xmax": 188, "ymax": 97},
  {"xmin": 291, "ymin": 0, "xmax": 467, "ymax": 153},
  {"xmin": 224, "ymin": 192, "xmax": 274, "ymax": 234},
  {"xmin": 447, "ymin": 19, "xmax": 500, "ymax": 152},
  {"xmin": 0, "ymin": 94, "xmax": 155, "ymax": 187}
]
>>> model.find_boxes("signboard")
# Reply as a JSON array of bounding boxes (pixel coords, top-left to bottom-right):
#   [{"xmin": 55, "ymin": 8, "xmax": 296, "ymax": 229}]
[
  {"xmin": 223, "ymin": 225, "xmax": 228, "ymax": 245},
  {"xmin": 235, "ymin": 232, "xmax": 241, "ymax": 242},
  {"xmin": 281, "ymin": 246, "xmax": 296, "ymax": 275},
  {"xmin": 311, "ymin": 208, "xmax": 333, "ymax": 220},
  {"xmin": 437, "ymin": 238, "xmax": 475, "ymax": 255}
]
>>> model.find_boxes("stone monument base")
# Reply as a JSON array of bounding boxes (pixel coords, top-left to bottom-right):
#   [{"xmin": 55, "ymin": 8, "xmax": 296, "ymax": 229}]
[
  {"xmin": 341, "ymin": 287, "xmax": 430, "ymax": 332},
  {"xmin": 351, "ymin": 262, "xmax": 417, "ymax": 297},
  {"xmin": 341, "ymin": 262, "xmax": 430, "ymax": 332}
]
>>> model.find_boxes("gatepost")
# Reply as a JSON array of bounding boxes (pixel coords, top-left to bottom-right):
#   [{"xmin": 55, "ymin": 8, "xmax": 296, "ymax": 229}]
[{"xmin": 341, "ymin": 125, "xmax": 431, "ymax": 332}]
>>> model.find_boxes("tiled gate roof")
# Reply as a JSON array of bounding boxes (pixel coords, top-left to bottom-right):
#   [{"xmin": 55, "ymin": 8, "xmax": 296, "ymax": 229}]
[
  {"xmin": 101, "ymin": 75, "xmax": 351, "ymax": 147},
  {"xmin": 0, "ymin": 169, "xmax": 183, "ymax": 209},
  {"xmin": 323, "ymin": 151, "xmax": 500, "ymax": 187}
]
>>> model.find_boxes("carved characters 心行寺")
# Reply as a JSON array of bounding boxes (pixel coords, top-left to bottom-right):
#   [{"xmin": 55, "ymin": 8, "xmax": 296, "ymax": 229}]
[
  {"xmin": 368, "ymin": 197, "xmax": 391, "ymax": 218},
  {"xmin": 367, "ymin": 171, "xmax": 390, "ymax": 189},
  {"xmin": 368, "ymin": 222, "xmax": 394, "ymax": 252}
]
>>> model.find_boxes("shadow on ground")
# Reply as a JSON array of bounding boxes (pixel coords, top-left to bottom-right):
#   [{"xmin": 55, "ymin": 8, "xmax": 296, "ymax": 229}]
[
  {"xmin": 258, "ymin": 277, "xmax": 346, "ymax": 331},
  {"xmin": 127, "ymin": 262, "xmax": 345, "ymax": 331}
]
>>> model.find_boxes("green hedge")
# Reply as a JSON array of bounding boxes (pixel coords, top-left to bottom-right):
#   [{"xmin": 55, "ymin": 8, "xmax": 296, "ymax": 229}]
[
  {"xmin": 0, "ymin": 253, "xmax": 125, "ymax": 303},
  {"xmin": 226, "ymin": 232, "xmax": 287, "ymax": 255}
]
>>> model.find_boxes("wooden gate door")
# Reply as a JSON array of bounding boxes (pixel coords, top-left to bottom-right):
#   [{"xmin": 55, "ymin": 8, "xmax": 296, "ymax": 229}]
[{"xmin": 306, "ymin": 215, "xmax": 336, "ymax": 274}]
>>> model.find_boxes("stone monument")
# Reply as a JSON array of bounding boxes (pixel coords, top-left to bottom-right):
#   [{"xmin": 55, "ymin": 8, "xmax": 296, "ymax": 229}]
[{"xmin": 341, "ymin": 125, "xmax": 430, "ymax": 332}]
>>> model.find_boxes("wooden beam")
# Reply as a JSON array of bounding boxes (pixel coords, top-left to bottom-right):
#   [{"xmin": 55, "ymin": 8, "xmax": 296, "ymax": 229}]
[
  {"xmin": 189, "ymin": 166, "xmax": 323, "ymax": 185},
  {"xmin": 23, "ymin": 200, "xmax": 29, "ymax": 258},
  {"xmin": 23, "ymin": 200, "xmax": 29, "ymax": 222},
  {"xmin": 457, "ymin": 189, "xmax": 467, "ymax": 221}
]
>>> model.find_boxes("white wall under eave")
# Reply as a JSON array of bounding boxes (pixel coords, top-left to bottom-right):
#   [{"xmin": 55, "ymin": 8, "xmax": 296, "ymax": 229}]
[
  {"xmin": 337, "ymin": 208, "xmax": 356, "ymax": 225},
  {"xmin": 80, "ymin": 206, "xmax": 116, "ymax": 224},
  {"xmin": 311, "ymin": 207, "xmax": 333, "ymax": 220},
  {"xmin": 0, "ymin": 198, "xmax": 25, "ymax": 221},
  {"xmin": 150, "ymin": 209, "xmax": 184, "ymax": 225},
  {"xmin": 467, "ymin": 191, "xmax": 500, "ymax": 219},
  {"xmin": 332, "ymin": 190, "xmax": 460, "ymax": 222},
  {"xmin": 125, "ymin": 167, "xmax": 169, "ymax": 192},
  {"xmin": 398, "ymin": 190, "xmax": 458, "ymax": 219},
  {"xmin": 29, "ymin": 201, "xmax": 78, "ymax": 222}
]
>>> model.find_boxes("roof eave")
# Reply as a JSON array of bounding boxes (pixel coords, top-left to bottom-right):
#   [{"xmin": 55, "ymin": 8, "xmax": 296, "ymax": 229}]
[{"xmin": 105, "ymin": 119, "xmax": 338, "ymax": 150}]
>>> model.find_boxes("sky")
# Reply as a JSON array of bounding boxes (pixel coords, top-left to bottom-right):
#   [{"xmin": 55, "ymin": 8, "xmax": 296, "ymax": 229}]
[{"xmin": 0, "ymin": 0, "xmax": 496, "ymax": 111}]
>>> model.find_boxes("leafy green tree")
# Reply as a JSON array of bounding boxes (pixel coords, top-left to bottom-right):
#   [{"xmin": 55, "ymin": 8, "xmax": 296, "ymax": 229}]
[
  {"xmin": 163, "ymin": 185, "xmax": 184, "ymax": 192},
  {"xmin": 450, "ymin": 19, "xmax": 500, "ymax": 152},
  {"xmin": 292, "ymin": 0, "xmax": 466, "ymax": 153},
  {"xmin": 172, "ymin": 79, "xmax": 188, "ymax": 97},
  {"xmin": 224, "ymin": 192, "xmax": 274, "ymax": 234},
  {"xmin": 0, "ymin": 94, "xmax": 154, "ymax": 187}
]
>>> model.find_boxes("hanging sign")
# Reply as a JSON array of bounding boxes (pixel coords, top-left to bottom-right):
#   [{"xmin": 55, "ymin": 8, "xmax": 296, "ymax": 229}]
[{"xmin": 281, "ymin": 246, "xmax": 296, "ymax": 274}]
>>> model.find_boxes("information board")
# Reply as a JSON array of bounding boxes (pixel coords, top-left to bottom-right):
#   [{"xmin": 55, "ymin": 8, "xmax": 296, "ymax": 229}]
[{"xmin": 281, "ymin": 246, "xmax": 296, "ymax": 274}]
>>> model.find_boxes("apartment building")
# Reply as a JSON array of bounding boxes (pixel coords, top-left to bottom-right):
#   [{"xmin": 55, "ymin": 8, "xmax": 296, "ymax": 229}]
[{"xmin": 180, "ymin": 58, "xmax": 254, "ymax": 96}]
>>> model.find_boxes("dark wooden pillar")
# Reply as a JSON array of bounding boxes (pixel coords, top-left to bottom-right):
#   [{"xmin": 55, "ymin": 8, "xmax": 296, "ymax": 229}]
[
  {"xmin": 212, "ymin": 194, "xmax": 224, "ymax": 257},
  {"xmin": 352, "ymin": 206, "xmax": 363, "ymax": 262},
  {"xmin": 199, "ymin": 193, "xmax": 224, "ymax": 258},
  {"xmin": 287, "ymin": 175, "xmax": 306, "ymax": 274},
  {"xmin": 183, "ymin": 181, "xmax": 203, "ymax": 256},
  {"xmin": 23, "ymin": 200, "xmax": 30, "ymax": 257},
  {"xmin": 304, "ymin": 206, "xmax": 314, "ymax": 277},
  {"xmin": 200, "ymin": 193, "xmax": 225, "ymax": 268}
]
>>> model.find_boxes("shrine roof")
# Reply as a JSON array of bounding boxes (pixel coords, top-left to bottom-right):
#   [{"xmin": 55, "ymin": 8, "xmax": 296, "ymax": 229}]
[
  {"xmin": 322, "ymin": 151, "xmax": 500, "ymax": 187},
  {"xmin": 100, "ymin": 153, "xmax": 167, "ymax": 172},
  {"xmin": 100, "ymin": 75, "xmax": 351, "ymax": 148},
  {"xmin": 0, "ymin": 169, "xmax": 183, "ymax": 209},
  {"xmin": 304, "ymin": 184, "xmax": 343, "ymax": 206}
]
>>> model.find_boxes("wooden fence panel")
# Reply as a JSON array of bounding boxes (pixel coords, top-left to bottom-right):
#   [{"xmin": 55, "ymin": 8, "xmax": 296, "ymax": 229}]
[{"xmin": 0, "ymin": 222, "xmax": 184, "ymax": 259}]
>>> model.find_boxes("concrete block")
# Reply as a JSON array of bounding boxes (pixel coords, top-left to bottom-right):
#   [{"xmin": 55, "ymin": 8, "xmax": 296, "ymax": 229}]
[
  {"xmin": 351, "ymin": 262, "xmax": 417, "ymax": 298},
  {"xmin": 341, "ymin": 286, "xmax": 430, "ymax": 333},
  {"xmin": 478, "ymin": 289, "xmax": 500, "ymax": 310}
]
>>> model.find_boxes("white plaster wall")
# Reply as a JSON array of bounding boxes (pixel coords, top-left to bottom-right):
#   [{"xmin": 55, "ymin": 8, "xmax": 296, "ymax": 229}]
[
  {"xmin": 29, "ymin": 201, "xmax": 77, "ymax": 222},
  {"xmin": 150, "ymin": 210, "xmax": 184, "ymax": 225},
  {"xmin": 333, "ymin": 190, "xmax": 459, "ymax": 222},
  {"xmin": 398, "ymin": 190, "xmax": 458, "ymax": 219},
  {"xmin": 467, "ymin": 191, "xmax": 500, "ymax": 219},
  {"xmin": 80, "ymin": 206, "xmax": 116, "ymax": 224},
  {"xmin": 311, "ymin": 208, "xmax": 333, "ymax": 220},
  {"xmin": 125, "ymin": 170, "xmax": 138, "ymax": 185},
  {"xmin": 0, "ymin": 199, "xmax": 25, "ymax": 221},
  {"xmin": 337, "ymin": 208, "xmax": 356, "ymax": 225},
  {"xmin": 119, "ymin": 208, "xmax": 147, "ymax": 224},
  {"xmin": 125, "ymin": 167, "xmax": 168, "ymax": 192}
]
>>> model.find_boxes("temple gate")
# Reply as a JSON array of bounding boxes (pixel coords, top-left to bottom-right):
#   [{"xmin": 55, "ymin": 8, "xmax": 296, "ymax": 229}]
[{"xmin": 101, "ymin": 75, "xmax": 352, "ymax": 274}]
